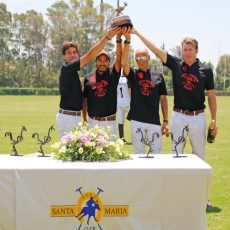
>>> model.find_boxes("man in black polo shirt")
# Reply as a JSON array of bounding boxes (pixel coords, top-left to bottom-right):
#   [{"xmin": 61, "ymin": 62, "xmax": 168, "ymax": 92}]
[
  {"xmin": 121, "ymin": 29, "xmax": 168, "ymax": 154},
  {"xmin": 56, "ymin": 27, "xmax": 121, "ymax": 138},
  {"xmin": 132, "ymin": 28, "xmax": 217, "ymax": 160},
  {"xmin": 82, "ymin": 30, "xmax": 123, "ymax": 137}
]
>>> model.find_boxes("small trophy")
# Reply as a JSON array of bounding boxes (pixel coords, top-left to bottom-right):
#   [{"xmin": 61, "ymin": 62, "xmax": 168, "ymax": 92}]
[
  {"xmin": 5, "ymin": 126, "xmax": 27, "ymax": 156},
  {"xmin": 32, "ymin": 125, "xmax": 55, "ymax": 157},
  {"xmin": 166, "ymin": 125, "xmax": 189, "ymax": 158},
  {"xmin": 136, "ymin": 128, "xmax": 160, "ymax": 158},
  {"xmin": 111, "ymin": 2, "xmax": 133, "ymax": 28}
]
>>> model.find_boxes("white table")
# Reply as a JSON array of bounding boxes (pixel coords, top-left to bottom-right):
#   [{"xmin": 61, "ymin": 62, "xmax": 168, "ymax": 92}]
[{"xmin": 0, "ymin": 154, "xmax": 211, "ymax": 230}]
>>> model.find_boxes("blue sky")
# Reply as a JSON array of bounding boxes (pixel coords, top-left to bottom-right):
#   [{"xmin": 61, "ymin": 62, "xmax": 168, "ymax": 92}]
[{"xmin": 2, "ymin": 0, "xmax": 230, "ymax": 67}]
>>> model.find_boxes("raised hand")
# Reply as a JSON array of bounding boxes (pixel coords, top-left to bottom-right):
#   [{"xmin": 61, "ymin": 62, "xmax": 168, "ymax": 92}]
[
  {"xmin": 122, "ymin": 27, "xmax": 131, "ymax": 40},
  {"xmin": 106, "ymin": 27, "xmax": 122, "ymax": 40}
]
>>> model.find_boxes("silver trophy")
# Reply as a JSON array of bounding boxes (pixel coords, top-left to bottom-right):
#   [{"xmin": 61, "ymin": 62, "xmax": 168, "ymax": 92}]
[{"xmin": 111, "ymin": 2, "xmax": 133, "ymax": 28}]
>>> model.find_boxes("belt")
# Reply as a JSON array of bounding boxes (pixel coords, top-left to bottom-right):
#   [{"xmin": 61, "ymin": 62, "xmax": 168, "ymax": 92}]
[
  {"xmin": 59, "ymin": 109, "xmax": 81, "ymax": 116},
  {"xmin": 173, "ymin": 108, "xmax": 204, "ymax": 116},
  {"xmin": 90, "ymin": 115, "xmax": 116, "ymax": 121}
]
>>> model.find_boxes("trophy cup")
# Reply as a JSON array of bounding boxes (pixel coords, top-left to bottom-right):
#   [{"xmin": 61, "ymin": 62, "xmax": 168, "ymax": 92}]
[{"xmin": 111, "ymin": 2, "xmax": 133, "ymax": 28}]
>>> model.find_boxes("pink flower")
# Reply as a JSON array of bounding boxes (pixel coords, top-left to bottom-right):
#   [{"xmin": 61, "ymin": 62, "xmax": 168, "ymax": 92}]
[
  {"xmin": 61, "ymin": 133, "xmax": 74, "ymax": 143},
  {"xmin": 96, "ymin": 136, "xmax": 108, "ymax": 146},
  {"xmin": 79, "ymin": 134, "xmax": 91, "ymax": 143}
]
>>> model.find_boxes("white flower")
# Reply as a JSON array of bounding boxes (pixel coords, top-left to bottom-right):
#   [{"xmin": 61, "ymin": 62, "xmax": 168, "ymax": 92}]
[
  {"xmin": 78, "ymin": 147, "xmax": 83, "ymax": 154},
  {"xmin": 109, "ymin": 141, "xmax": 115, "ymax": 146},
  {"xmin": 51, "ymin": 142, "xmax": 61, "ymax": 149},
  {"xmin": 78, "ymin": 121, "xmax": 83, "ymax": 127},
  {"xmin": 59, "ymin": 146, "xmax": 66, "ymax": 153},
  {"xmin": 96, "ymin": 147, "xmax": 103, "ymax": 154},
  {"xmin": 115, "ymin": 147, "xmax": 120, "ymax": 152},
  {"xmin": 116, "ymin": 139, "xmax": 124, "ymax": 146}
]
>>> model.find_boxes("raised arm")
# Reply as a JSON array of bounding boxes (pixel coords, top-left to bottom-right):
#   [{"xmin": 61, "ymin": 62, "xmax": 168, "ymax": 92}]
[
  {"xmin": 80, "ymin": 27, "xmax": 121, "ymax": 68},
  {"xmin": 132, "ymin": 28, "xmax": 167, "ymax": 64},
  {"xmin": 114, "ymin": 31, "xmax": 122, "ymax": 73},
  {"xmin": 121, "ymin": 27, "xmax": 131, "ymax": 76}
]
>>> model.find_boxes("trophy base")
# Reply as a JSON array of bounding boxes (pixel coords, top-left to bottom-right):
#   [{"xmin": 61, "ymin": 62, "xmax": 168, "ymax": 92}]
[{"xmin": 111, "ymin": 15, "xmax": 133, "ymax": 28}]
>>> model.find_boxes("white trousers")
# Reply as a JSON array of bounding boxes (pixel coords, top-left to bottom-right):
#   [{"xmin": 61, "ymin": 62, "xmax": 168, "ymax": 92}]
[
  {"xmin": 117, "ymin": 103, "xmax": 130, "ymax": 124},
  {"xmin": 88, "ymin": 117, "xmax": 117, "ymax": 139},
  {"xmin": 131, "ymin": 120, "xmax": 162, "ymax": 154},
  {"xmin": 171, "ymin": 111, "xmax": 206, "ymax": 160},
  {"xmin": 56, "ymin": 112, "xmax": 81, "ymax": 139}
]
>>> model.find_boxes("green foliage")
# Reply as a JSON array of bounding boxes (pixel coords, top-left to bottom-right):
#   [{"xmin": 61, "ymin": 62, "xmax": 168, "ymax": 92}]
[
  {"xmin": 215, "ymin": 76, "xmax": 230, "ymax": 91},
  {"xmin": 216, "ymin": 54, "xmax": 230, "ymax": 78},
  {"xmin": 170, "ymin": 45, "xmax": 182, "ymax": 58},
  {"xmin": 0, "ymin": 87, "xmax": 59, "ymax": 95},
  {"xmin": 0, "ymin": 1, "xmax": 115, "ymax": 88}
]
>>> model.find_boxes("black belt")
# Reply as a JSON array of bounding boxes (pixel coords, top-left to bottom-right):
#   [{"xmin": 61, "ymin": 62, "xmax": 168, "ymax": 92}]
[
  {"xmin": 173, "ymin": 108, "xmax": 204, "ymax": 116},
  {"xmin": 90, "ymin": 115, "xmax": 116, "ymax": 121},
  {"xmin": 59, "ymin": 109, "xmax": 81, "ymax": 116}
]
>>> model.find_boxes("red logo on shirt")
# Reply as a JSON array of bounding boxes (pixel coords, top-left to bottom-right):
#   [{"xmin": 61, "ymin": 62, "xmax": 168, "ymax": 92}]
[
  {"xmin": 92, "ymin": 80, "xmax": 108, "ymax": 97},
  {"xmin": 181, "ymin": 73, "xmax": 199, "ymax": 91},
  {"xmin": 139, "ymin": 80, "xmax": 155, "ymax": 96},
  {"xmin": 137, "ymin": 72, "xmax": 144, "ymax": 79}
]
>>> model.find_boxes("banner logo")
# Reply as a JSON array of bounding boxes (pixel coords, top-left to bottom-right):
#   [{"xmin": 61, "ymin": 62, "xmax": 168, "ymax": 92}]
[{"xmin": 50, "ymin": 187, "xmax": 129, "ymax": 229}]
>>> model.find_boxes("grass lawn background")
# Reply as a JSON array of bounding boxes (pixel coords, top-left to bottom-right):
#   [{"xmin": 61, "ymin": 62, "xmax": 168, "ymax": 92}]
[{"xmin": 0, "ymin": 95, "xmax": 229, "ymax": 229}]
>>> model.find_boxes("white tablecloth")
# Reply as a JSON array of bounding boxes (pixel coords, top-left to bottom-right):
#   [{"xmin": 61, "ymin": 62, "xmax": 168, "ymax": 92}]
[{"xmin": 0, "ymin": 154, "xmax": 212, "ymax": 230}]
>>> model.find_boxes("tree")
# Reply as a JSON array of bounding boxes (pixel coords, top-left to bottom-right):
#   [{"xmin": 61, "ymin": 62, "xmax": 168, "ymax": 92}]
[
  {"xmin": 216, "ymin": 54, "xmax": 230, "ymax": 91},
  {"xmin": 170, "ymin": 45, "xmax": 182, "ymax": 59},
  {"xmin": 0, "ymin": 3, "xmax": 12, "ymax": 86},
  {"xmin": 10, "ymin": 10, "xmax": 48, "ymax": 87},
  {"xmin": 47, "ymin": 0, "xmax": 73, "ymax": 71},
  {"xmin": 216, "ymin": 55, "xmax": 230, "ymax": 78}
]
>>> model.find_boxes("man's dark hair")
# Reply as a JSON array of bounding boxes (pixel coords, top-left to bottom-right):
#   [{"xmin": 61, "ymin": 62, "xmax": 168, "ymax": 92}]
[{"xmin": 61, "ymin": 41, "xmax": 79, "ymax": 55}]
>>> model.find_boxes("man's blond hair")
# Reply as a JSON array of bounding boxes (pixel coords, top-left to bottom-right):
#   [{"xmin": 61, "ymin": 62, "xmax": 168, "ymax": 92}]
[{"xmin": 181, "ymin": 37, "xmax": 198, "ymax": 49}]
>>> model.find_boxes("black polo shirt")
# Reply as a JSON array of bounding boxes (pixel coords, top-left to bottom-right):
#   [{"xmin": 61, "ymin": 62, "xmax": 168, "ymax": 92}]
[
  {"xmin": 83, "ymin": 66, "xmax": 120, "ymax": 117},
  {"xmin": 59, "ymin": 60, "xmax": 83, "ymax": 111},
  {"xmin": 126, "ymin": 68, "xmax": 167, "ymax": 125},
  {"xmin": 164, "ymin": 53, "xmax": 214, "ymax": 111}
]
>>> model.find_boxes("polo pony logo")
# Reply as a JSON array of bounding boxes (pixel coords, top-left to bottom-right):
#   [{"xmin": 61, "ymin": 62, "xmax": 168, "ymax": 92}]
[{"xmin": 76, "ymin": 187, "xmax": 103, "ymax": 229}]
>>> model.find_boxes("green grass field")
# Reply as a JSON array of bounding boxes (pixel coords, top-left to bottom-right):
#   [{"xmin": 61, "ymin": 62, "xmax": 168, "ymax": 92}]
[{"xmin": 0, "ymin": 95, "xmax": 229, "ymax": 229}]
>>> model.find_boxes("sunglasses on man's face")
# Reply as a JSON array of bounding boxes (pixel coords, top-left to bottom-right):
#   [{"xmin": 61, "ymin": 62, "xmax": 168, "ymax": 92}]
[{"xmin": 135, "ymin": 56, "xmax": 148, "ymax": 61}]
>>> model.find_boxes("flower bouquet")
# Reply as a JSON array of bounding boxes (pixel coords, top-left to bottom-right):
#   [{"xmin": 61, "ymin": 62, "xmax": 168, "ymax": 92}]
[{"xmin": 51, "ymin": 122, "xmax": 131, "ymax": 162}]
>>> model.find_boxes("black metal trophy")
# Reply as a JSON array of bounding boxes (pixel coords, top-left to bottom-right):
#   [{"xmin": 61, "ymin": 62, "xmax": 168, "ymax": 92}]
[
  {"xmin": 166, "ymin": 125, "xmax": 189, "ymax": 158},
  {"xmin": 111, "ymin": 1, "xmax": 133, "ymax": 28},
  {"xmin": 136, "ymin": 128, "xmax": 160, "ymax": 158},
  {"xmin": 32, "ymin": 125, "xmax": 55, "ymax": 157},
  {"xmin": 5, "ymin": 126, "xmax": 27, "ymax": 156}
]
